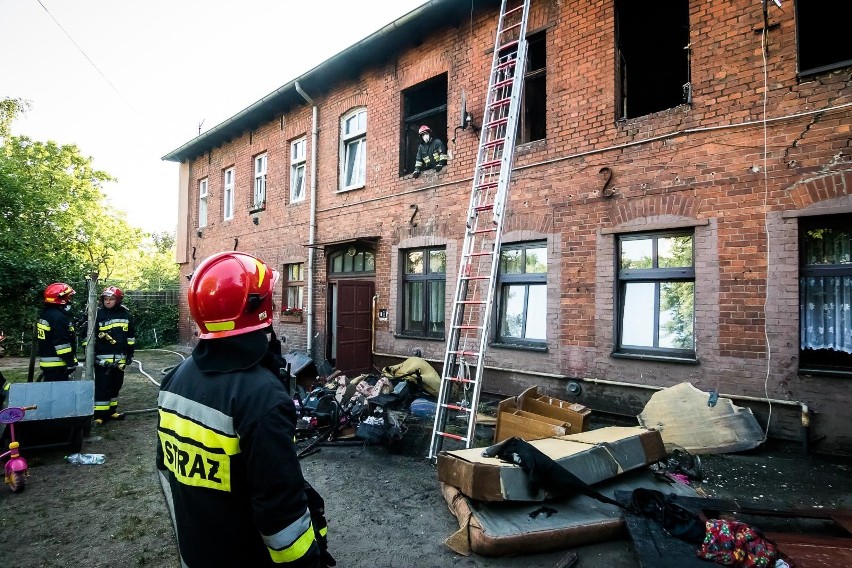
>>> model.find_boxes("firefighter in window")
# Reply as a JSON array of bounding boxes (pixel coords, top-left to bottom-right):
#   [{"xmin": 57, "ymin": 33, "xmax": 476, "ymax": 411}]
[{"xmin": 412, "ymin": 124, "xmax": 448, "ymax": 178}]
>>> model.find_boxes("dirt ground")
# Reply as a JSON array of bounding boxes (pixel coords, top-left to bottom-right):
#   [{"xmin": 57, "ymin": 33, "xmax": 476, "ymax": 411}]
[{"xmin": 0, "ymin": 349, "xmax": 850, "ymax": 568}]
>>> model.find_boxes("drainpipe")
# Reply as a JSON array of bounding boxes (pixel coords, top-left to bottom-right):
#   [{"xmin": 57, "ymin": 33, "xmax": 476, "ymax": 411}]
[{"xmin": 295, "ymin": 81, "xmax": 318, "ymax": 356}]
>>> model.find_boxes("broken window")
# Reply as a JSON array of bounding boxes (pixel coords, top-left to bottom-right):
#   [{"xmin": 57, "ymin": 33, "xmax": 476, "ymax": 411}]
[
  {"xmin": 400, "ymin": 247, "xmax": 446, "ymax": 339},
  {"xmin": 401, "ymin": 74, "xmax": 447, "ymax": 176},
  {"xmin": 614, "ymin": 0, "xmax": 690, "ymax": 119},
  {"xmin": 796, "ymin": 1, "xmax": 852, "ymax": 76},
  {"xmin": 495, "ymin": 242, "xmax": 547, "ymax": 346},
  {"xmin": 616, "ymin": 231, "xmax": 695, "ymax": 359},
  {"xmin": 518, "ymin": 30, "xmax": 546, "ymax": 144},
  {"xmin": 799, "ymin": 215, "xmax": 852, "ymax": 375}
]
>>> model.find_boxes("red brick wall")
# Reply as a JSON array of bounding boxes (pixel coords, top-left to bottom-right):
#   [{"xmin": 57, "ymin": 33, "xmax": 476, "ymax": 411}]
[{"xmin": 176, "ymin": 0, "xmax": 852, "ymax": 453}]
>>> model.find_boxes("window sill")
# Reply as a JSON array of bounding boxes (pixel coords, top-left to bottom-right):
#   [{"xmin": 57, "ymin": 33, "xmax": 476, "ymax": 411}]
[
  {"xmin": 490, "ymin": 342, "xmax": 548, "ymax": 353},
  {"xmin": 393, "ymin": 333, "xmax": 445, "ymax": 342},
  {"xmin": 610, "ymin": 351, "xmax": 698, "ymax": 365},
  {"xmin": 249, "ymin": 205, "xmax": 266, "ymax": 214},
  {"xmin": 616, "ymin": 103, "xmax": 691, "ymax": 125},
  {"xmin": 337, "ymin": 184, "xmax": 365, "ymax": 194},
  {"xmin": 797, "ymin": 60, "xmax": 852, "ymax": 80},
  {"xmin": 798, "ymin": 367, "xmax": 852, "ymax": 379}
]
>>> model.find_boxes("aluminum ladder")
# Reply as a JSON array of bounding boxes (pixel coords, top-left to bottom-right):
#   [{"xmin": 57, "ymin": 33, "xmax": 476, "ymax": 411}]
[{"xmin": 428, "ymin": 0, "xmax": 532, "ymax": 460}]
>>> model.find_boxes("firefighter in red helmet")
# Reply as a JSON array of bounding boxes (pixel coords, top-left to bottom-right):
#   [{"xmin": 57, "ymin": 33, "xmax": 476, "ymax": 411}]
[
  {"xmin": 412, "ymin": 124, "xmax": 448, "ymax": 178},
  {"xmin": 37, "ymin": 283, "xmax": 78, "ymax": 381},
  {"xmin": 84, "ymin": 285, "xmax": 135, "ymax": 425},
  {"xmin": 156, "ymin": 252, "xmax": 333, "ymax": 568}
]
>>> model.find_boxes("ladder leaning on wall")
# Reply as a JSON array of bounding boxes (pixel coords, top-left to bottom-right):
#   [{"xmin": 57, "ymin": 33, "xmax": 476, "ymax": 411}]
[{"xmin": 428, "ymin": 0, "xmax": 532, "ymax": 461}]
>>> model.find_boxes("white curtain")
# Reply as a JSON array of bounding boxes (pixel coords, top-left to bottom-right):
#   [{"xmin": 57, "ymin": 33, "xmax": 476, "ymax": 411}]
[{"xmin": 800, "ymin": 276, "xmax": 852, "ymax": 353}]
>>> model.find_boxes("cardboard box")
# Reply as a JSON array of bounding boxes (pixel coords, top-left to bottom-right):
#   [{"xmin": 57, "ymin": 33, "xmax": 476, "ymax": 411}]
[
  {"xmin": 494, "ymin": 386, "xmax": 591, "ymax": 443},
  {"xmin": 437, "ymin": 426, "xmax": 666, "ymax": 502}
]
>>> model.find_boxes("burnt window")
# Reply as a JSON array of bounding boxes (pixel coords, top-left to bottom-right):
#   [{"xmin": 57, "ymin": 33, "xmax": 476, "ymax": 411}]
[
  {"xmin": 401, "ymin": 74, "xmax": 447, "ymax": 175},
  {"xmin": 796, "ymin": 1, "xmax": 852, "ymax": 76},
  {"xmin": 615, "ymin": 0, "xmax": 690, "ymax": 119},
  {"xmin": 518, "ymin": 31, "xmax": 547, "ymax": 144}
]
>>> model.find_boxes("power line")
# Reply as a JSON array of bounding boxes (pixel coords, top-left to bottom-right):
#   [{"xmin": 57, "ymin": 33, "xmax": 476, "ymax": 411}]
[{"xmin": 34, "ymin": 0, "xmax": 139, "ymax": 116}]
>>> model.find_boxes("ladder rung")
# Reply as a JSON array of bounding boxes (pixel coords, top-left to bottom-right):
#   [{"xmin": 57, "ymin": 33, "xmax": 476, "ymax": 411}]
[
  {"xmin": 491, "ymin": 77, "xmax": 515, "ymax": 90},
  {"xmin": 483, "ymin": 138, "xmax": 506, "ymax": 149},
  {"xmin": 450, "ymin": 349, "xmax": 480, "ymax": 356},
  {"xmin": 475, "ymin": 181, "xmax": 499, "ymax": 191},
  {"xmin": 456, "ymin": 301, "xmax": 486, "ymax": 306},
  {"xmin": 502, "ymin": 22, "xmax": 521, "ymax": 34},
  {"xmin": 484, "ymin": 117, "xmax": 509, "ymax": 129},
  {"xmin": 474, "ymin": 204, "xmax": 494, "ymax": 212},
  {"xmin": 490, "ymin": 97, "xmax": 511, "ymax": 108},
  {"xmin": 467, "ymin": 251, "xmax": 494, "ymax": 257},
  {"xmin": 503, "ymin": 5, "xmax": 524, "ymax": 17},
  {"xmin": 442, "ymin": 403, "xmax": 474, "ymax": 413},
  {"xmin": 479, "ymin": 159, "xmax": 502, "ymax": 169},
  {"xmin": 436, "ymin": 431, "xmax": 467, "ymax": 442},
  {"xmin": 498, "ymin": 39, "xmax": 519, "ymax": 52},
  {"xmin": 448, "ymin": 376, "xmax": 477, "ymax": 384},
  {"xmin": 470, "ymin": 226, "xmax": 497, "ymax": 234},
  {"xmin": 459, "ymin": 276, "xmax": 489, "ymax": 281},
  {"xmin": 495, "ymin": 59, "xmax": 517, "ymax": 71}
]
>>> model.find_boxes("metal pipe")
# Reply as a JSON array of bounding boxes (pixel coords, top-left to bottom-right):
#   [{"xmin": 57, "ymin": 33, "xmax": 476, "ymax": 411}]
[{"xmin": 295, "ymin": 82, "xmax": 319, "ymax": 356}]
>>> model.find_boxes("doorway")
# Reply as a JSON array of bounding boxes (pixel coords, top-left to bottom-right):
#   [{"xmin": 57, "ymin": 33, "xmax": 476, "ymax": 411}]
[{"xmin": 330, "ymin": 279, "xmax": 374, "ymax": 374}]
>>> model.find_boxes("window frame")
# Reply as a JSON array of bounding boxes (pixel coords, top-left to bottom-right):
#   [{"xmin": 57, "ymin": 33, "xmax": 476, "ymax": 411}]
[
  {"xmin": 795, "ymin": 1, "xmax": 852, "ymax": 77},
  {"xmin": 399, "ymin": 246, "xmax": 447, "ymax": 339},
  {"xmin": 290, "ymin": 137, "xmax": 307, "ymax": 204},
  {"xmin": 798, "ymin": 214, "xmax": 852, "ymax": 375},
  {"xmin": 614, "ymin": 230, "xmax": 696, "ymax": 360},
  {"xmin": 223, "ymin": 167, "xmax": 234, "ymax": 221},
  {"xmin": 494, "ymin": 241, "xmax": 548, "ymax": 348},
  {"xmin": 328, "ymin": 246, "xmax": 375, "ymax": 277},
  {"xmin": 283, "ymin": 262, "xmax": 305, "ymax": 312},
  {"xmin": 339, "ymin": 108, "xmax": 367, "ymax": 192},
  {"xmin": 517, "ymin": 30, "xmax": 547, "ymax": 144},
  {"xmin": 198, "ymin": 178, "xmax": 208, "ymax": 229},
  {"xmin": 253, "ymin": 153, "xmax": 267, "ymax": 210},
  {"xmin": 400, "ymin": 74, "xmax": 448, "ymax": 176}
]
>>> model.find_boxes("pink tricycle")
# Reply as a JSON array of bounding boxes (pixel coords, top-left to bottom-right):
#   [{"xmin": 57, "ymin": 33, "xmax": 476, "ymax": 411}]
[{"xmin": 1, "ymin": 404, "xmax": 37, "ymax": 492}]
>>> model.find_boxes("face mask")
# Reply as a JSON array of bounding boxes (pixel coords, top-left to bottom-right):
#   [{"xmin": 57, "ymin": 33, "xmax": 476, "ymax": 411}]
[{"xmin": 422, "ymin": 134, "xmax": 431, "ymax": 143}]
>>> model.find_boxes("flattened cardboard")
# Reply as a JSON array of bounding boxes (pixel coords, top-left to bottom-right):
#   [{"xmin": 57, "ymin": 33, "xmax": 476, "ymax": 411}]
[
  {"xmin": 437, "ymin": 426, "xmax": 665, "ymax": 502},
  {"xmin": 494, "ymin": 386, "xmax": 590, "ymax": 443}
]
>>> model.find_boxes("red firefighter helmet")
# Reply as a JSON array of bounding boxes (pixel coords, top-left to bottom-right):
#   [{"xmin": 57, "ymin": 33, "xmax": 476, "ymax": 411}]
[
  {"xmin": 44, "ymin": 283, "xmax": 75, "ymax": 305},
  {"xmin": 188, "ymin": 252, "xmax": 279, "ymax": 339},
  {"xmin": 101, "ymin": 286, "xmax": 124, "ymax": 303},
  {"xmin": 418, "ymin": 124, "xmax": 432, "ymax": 136}
]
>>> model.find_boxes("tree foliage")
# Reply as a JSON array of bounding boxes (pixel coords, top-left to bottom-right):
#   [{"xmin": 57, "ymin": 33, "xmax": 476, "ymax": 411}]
[{"xmin": 0, "ymin": 97, "xmax": 176, "ymax": 353}]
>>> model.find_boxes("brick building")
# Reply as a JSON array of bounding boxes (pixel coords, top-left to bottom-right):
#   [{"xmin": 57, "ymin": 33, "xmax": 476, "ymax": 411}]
[{"xmin": 163, "ymin": 0, "xmax": 852, "ymax": 454}]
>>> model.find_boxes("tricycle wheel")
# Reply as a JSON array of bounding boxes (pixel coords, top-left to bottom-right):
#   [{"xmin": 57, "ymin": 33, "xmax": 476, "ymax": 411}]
[{"xmin": 6, "ymin": 470, "xmax": 26, "ymax": 493}]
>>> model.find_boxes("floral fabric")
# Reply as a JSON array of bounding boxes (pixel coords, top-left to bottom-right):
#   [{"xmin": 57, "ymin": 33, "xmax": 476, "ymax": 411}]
[{"xmin": 697, "ymin": 519, "xmax": 778, "ymax": 567}]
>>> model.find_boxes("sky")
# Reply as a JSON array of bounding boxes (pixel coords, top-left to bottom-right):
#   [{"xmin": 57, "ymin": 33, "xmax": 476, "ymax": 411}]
[{"xmin": 1, "ymin": 0, "xmax": 429, "ymax": 233}]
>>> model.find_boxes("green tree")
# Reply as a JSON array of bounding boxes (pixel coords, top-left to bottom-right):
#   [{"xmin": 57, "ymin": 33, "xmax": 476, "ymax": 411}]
[{"xmin": 0, "ymin": 97, "xmax": 142, "ymax": 355}]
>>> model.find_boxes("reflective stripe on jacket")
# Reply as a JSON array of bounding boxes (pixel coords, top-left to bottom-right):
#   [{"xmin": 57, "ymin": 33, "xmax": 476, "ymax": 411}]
[{"xmin": 37, "ymin": 306, "xmax": 77, "ymax": 369}]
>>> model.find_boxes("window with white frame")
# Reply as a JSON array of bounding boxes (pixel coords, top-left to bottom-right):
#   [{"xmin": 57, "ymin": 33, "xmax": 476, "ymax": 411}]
[
  {"xmin": 290, "ymin": 137, "xmax": 306, "ymax": 203},
  {"xmin": 401, "ymin": 247, "xmax": 446, "ymax": 338},
  {"xmin": 223, "ymin": 167, "xmax": 234, "ymax": 220},
  {"xmin": 198, "ymin": 178, "xmax": 208, "ymax": 228},
  {"xmin": 284, "ymin": 262, "xmax": 305, "ymax": 311},
  {"xmin": 340, "ymin": 108, "xmax": 366, "ymax": 191},
  {"xmin": 253, "ymin": 153, "xmax": 267, "ymax": 209},
  {"xmin": 616, "ymin": 231, "xmax": 695, "ymax": 358},
  {"xmin": 495, "ymin": 242, "xmax": 547, "ymax": 346}
]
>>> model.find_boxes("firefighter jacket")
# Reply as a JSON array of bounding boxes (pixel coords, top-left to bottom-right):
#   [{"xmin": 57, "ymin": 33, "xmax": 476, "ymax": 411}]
[
  {"xmin": 414, "ymin": 137, "xmax": 448, "ymax": 172},
  {"xmin": 84, "ymin": 304, "xmax": 136, "ymax": 366},
  {"xmin": 37, "ymin": 305, "xmax": 77, "ymax": 369},
  {"xmin": 156, "ymin": 330, "xmax": 326, "ymax": 567}
]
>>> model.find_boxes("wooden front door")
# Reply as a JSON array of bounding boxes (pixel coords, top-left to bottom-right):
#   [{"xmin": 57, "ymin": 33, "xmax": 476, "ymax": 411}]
[{"xmin": 334, "ymin": 280, "xmax": 374, "ymax": 374}]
